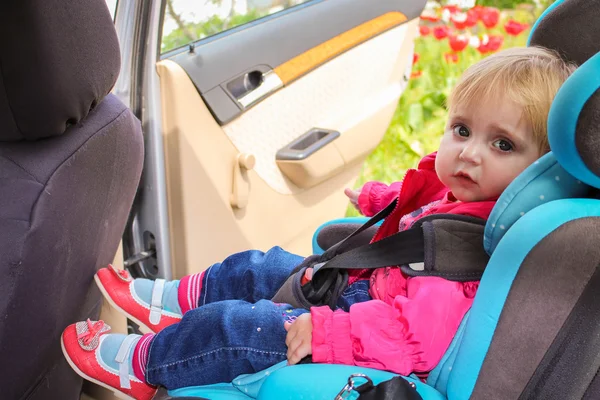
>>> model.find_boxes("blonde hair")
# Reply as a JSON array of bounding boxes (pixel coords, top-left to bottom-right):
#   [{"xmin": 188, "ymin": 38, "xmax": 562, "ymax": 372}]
[{"xmin": 447, "ymin": 46, "xmax": 577, "ymax": 154}]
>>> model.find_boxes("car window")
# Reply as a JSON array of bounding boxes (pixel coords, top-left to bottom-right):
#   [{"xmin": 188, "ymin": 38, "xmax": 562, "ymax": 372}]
[
  {"xmin": 105, "ymin": 0, "xmax": 117, "ymax": 20},
  {"xmin": 161, "ymin": 0, "xmax": 311, "ymax": 54}
]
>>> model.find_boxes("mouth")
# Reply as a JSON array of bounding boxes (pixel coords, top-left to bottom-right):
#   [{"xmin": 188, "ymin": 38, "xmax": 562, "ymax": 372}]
[{"xmin": 454, "ymin": 171, "xmax": 476, "ymax": 184}]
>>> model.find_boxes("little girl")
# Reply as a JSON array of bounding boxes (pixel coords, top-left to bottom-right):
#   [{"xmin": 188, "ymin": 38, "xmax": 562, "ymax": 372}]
[{"xmin": 62, "ymin": 47, "xmax": 575, "ymax": 400}]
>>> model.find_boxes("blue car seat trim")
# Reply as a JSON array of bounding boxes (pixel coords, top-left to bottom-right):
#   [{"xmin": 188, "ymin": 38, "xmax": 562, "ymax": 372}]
[
  {"xmin": 169, "ymin": 362, "xmax": 444, "ymax": 399},
  {"xmin": 427, "ymin": 310, "xmax": 470, "ymax": 395},
  {"xmin": 168, "ymin": 361, "xmax": 288, "ymax": 399},
  {"xmin": 484, "ymin": 152, "xmax": 588, "ymax": 254},
  {"xmin": 447, "ymin": 199, "xmax": 600, "ymax": 399},
  {"xmin": 526, "ymin": 0, "xmax": 565, "ymax": 46},
  {"xmin": 169, "ymin": 383, "xmax": 252, "ymax": 399},
  {"xmin": 258, "ymin": 363, "xmax": 445, "ymax": 400},
  {"xmin": 548, "ymin": 51, "xmax": 600, "ymax": 187}
]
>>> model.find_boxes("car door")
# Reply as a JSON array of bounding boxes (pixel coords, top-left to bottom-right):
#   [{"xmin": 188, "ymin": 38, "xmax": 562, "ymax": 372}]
[{"xmin": 114, "ymin": 0, "xmax": 426, "ymax": 280}]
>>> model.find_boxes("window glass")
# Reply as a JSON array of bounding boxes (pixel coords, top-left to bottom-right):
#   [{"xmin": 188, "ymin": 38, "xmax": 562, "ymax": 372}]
[
  {"xmin": 161, "ymin": 0, "xmax": 310, "ymax": 54},
  {"xmin": 105, "ymin": 0, "xmax": 118, "ymax": 20}
]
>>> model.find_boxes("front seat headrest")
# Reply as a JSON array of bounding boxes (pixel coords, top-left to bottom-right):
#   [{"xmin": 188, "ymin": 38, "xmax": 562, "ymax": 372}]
[{"xmin": 0, "ymin": 0, "xmax": 120, "ymax": 142}]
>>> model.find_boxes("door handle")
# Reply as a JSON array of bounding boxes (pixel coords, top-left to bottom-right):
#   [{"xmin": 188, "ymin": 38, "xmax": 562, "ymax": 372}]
[
  {"xmin": 227, "ymin": 70, "xmax": 283, "ymax": 109},
  {"xmin": 276, "ymin": 128, "xmax": 340, "ymax": 160}
]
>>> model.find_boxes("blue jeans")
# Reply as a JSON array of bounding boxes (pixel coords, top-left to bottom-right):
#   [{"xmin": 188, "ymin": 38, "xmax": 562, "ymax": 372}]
[{"xmin": 145, "ymin": 246, "xmax": 371, "ymax": 389}]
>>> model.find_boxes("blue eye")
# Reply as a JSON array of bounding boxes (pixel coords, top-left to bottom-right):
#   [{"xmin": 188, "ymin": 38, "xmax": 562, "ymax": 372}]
[{"xmin": 452, "ymin": 125, "xmax": 470, "ymax": 138}]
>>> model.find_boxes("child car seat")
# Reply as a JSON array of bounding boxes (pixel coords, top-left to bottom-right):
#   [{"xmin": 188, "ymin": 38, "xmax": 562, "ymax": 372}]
[
  {"xmin": 0, "ymin": 1, "xmax": 144, "ymax": 398},
  {"xmin": 154, "ymin": 0, "xmax": 600, "ymax": 398}
]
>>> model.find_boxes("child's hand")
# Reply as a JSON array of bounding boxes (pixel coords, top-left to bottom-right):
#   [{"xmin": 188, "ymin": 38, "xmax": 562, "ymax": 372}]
[
  {"xmin": 344, "ymin": 188, "xmax": 362, "ymax": 213},
  {"xmin": 284, "ymin": 313, "xmax": 313, "ymax": 365}
]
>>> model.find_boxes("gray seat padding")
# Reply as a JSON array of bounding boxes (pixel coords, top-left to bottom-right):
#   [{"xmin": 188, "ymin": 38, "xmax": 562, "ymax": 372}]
[
  {"xmin": 0, "ymin": 95, "xmax": 143, "ymax": 399},
  {"xmin": 0, "ymin": 0, "xmax": 144, "ymax": 398}
]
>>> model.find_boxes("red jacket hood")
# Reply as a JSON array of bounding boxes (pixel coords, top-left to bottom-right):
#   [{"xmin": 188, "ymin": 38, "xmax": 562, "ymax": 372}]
[{"xmin": 417, "ymin": 151, "xmax": 437, "ymax": 171}]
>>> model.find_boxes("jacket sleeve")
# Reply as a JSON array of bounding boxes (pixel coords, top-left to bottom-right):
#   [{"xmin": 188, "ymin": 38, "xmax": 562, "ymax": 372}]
[
  {"xmin": 357, "ymin": 181, "xmax": 403, "ymax": 217},
  {"xmin": 310, "ymin": 278, "xmax": 477, "ymax": 375}
]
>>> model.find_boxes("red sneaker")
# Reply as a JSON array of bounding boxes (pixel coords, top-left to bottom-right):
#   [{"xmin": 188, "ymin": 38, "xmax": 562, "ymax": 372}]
[
  {"xmin": 61, "ymin": 320, "xmax": 157, "ymax": 400},
  {"xmin": 95, "ymin": 265, "xmax": 182, "ymax": 334}
]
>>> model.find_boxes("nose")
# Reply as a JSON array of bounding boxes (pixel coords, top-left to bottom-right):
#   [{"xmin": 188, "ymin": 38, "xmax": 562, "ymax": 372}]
[{"xmin": 459, "ymin": 141, "xmax": 482, "ymax": 164}]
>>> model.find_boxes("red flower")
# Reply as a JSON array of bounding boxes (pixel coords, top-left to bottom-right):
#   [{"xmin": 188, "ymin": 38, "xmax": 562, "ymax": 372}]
[
  {"xmin": 480, "ymin": 7, "xmax": 500, "ymax": 28},
  {"xmin": 442, "ymin": 5, "xmax": 460, "ymax": 14},
  {"xmin": 433, "ymin": 25, "xmax": 450, "ymax": 40},
  {"xmin": 420, "ymin": 12, "xmax": 440, "ymax": 23},
  {"xmin": 451, "ymin": 12, "xmax": 469, "ymax": 30},
  {"xmin": 419, "ymin": 25, "xmax": 431, "ymax": 36},
  {"xmin": 504, "ymin": 19, "xmax": 529, "ymax": 36},
  {"xmin": 449, "ymin": 35, "xmax": 469, "ymax": 52},
  {"xmin": 487, "ymin": 35, "xmax": 504, "ymax": 51},
  {"xmin": 411, "ymin": 70, "xmax": 423, "ymax": 79},
  {"xmin": 413, "ymin": 53, "xmax": 420, "ymax": 64},
  {"xmin": 477, "ymin": 34, "xmax": 504, "ymax": 54},
  {"xmin": 471, "ymin": 5, "xmax": 485, "ymax": 20},
  {"xmin": 444, "ymin": 52, "xmax": 459, "ymax": 64},
  {"xmin": 465, "ymin": 8, "xmax": 479, "ymax": 27}
]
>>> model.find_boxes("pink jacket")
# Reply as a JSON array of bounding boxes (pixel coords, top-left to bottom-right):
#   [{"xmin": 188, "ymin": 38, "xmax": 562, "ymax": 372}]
[{"xmin": 310, "ymin": 153, "xmax": 495, "ymax": 376}]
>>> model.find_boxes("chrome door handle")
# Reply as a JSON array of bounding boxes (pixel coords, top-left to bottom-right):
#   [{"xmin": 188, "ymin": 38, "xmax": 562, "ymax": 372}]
[{"xmin": 236, "ymin": 70, "xmax": 283, "ymax": 109}]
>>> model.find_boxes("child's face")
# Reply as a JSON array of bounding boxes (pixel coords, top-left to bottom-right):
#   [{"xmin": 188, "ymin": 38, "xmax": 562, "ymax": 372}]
[{"xmin": 435, "ymin": 95, "xmax": 541, "ymax": 202}]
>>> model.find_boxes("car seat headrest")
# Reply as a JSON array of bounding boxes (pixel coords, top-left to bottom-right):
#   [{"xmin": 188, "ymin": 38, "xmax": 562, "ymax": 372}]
[
  {"xmin": 484, "ymin": 0, "xmax": 599, "ymax": 252},
  {"xmin": 528, "ymin": 0, "xmax": 599, "ymax": 67},
  {"xmin": 484, "ymin": 152, "xmax": 590, "ymax": 254},
  {"xmin": 0, "ymin": 0, "xmax": 121, "ymax": 142},
  {"xmin": 528, "ymin": 0, "xmax": 600, "ymax": 188}
]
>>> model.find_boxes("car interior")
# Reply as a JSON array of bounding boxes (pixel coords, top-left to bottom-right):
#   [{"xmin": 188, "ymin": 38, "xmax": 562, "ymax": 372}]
[
  {"xmin": 2, "ymin": 0, "xmax": 600, "ymax": 399},
  {"xmin": 121, "ymin": 0, "xmax": 423, "ymax": 286}
]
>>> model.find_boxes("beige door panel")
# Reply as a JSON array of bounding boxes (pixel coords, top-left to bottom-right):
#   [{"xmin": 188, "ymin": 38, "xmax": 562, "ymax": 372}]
[
  {"xmin": 223, "ymin": 19, "xmax": 417, "ymax": 194},
  {"xmin": 157, "ymin": 19, "xmax": 418, "ymax": 278},
  {"xmin": 157, "ymin": 60, "xmax": 362, "ymax": 276}
]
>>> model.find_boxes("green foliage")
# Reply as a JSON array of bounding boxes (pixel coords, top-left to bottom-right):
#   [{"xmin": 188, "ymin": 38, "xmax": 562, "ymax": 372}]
[
  {"xmin": 162, "ymin": 9, "xmax": 266, "ymax": 53},
  {"xmin": 475, "ymin": 0, "xmax": 556, "ymax": 9},
  {"xmin": 475, "ymin": 0, "xmax": 536, "ymax": 8}
]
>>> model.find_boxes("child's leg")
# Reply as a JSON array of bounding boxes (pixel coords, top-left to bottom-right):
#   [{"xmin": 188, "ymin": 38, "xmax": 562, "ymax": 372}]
[
  {"xmin": 144, "ymin": 300, "xmax": 308, "ymax": 388},
  {"xmin": 61, "ymin": 301, "xmax": 308, "ymax": 398},
  {"xmin": 95, "ymin": 246, "xmax": 303, "ymax": 333},
  {"xmin": 179, "ymin": 246, "xmax": 304, "ymax": 312},
  {"xmin": 335, "ymin": 279, "xmax": 371, "ymax": 311}
]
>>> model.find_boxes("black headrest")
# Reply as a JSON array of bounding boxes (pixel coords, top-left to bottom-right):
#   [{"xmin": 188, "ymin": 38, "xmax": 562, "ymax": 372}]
[
  {"xmin": 0, "ymin": 0, "xmax": 121, "ymax": 142},
  {"xmin": 528, "ymin": 0, "xmax": 600, "ymax": 183},
  {"xmin": 529, "ymin": 0, "xmax": 600, "ymax": 66}
]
